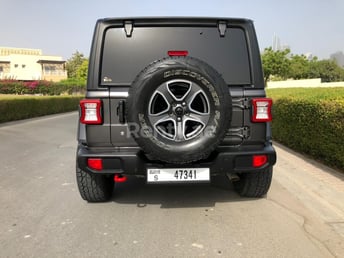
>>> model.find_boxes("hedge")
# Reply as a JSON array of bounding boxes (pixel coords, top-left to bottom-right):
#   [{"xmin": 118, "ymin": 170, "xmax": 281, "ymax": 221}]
[
  {"xmin": 0, "ymin": 95, "xmax": 83, "ymax": 123},
  {"xmin": 0, "ymin": 79, "xmax": 85, "ymax": 95},
  {"xmin": 267, "ymin": 88, "xmax": 344, "ymax": 171}
]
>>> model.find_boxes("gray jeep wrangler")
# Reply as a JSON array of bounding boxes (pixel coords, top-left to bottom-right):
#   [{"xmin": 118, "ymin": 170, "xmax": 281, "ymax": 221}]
[{"xmin": 76, "ymin": 17, "xmax": 276, "ymax": 202}]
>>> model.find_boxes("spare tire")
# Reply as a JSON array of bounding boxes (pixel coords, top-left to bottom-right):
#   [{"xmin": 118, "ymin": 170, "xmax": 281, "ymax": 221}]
[{"xmin": 126, "ymin": 56, "xmax": 232, "ymax": 164}]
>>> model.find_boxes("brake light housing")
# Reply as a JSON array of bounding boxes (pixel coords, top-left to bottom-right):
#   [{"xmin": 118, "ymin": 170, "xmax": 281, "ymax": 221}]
[
  {"xmin": 251, "ymin": 98, "xmax": 272, "ymax": 122},
  {"xmin": 168, "ymin": 50, "xmax": 189, "ymax": 57},
  {"xmin": 253, "ymin": 155, "xmax": 268, "ymax": 168},
  {"xmin": 80, "ymin": 99, "xmax": 103, "ymax": 124},
  {"xmin": 87, "ymin": 158, "xmax": 103, "ymax": 171}
]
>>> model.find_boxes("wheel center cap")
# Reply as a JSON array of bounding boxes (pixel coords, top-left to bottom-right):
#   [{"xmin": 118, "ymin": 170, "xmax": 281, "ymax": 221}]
[{"xmin": 174, "ymin": 106, "xmax": 184, "ymax": 116}]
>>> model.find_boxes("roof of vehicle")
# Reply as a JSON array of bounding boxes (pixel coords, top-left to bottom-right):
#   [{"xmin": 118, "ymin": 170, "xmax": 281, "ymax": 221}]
[{"xmin": 99, "ymin": 16, "xmax": 253, "ymax": 25}]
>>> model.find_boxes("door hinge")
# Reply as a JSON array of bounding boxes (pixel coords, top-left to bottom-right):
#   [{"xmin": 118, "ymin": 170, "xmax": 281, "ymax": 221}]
[
  {"xmin": 227, "ymin": 127, "xmax": 250, "ymax": 140},
  {"xmin": 242, "ymin": 126, "xmax": 250, "ymax": 139},
  {"xmin": 232, "ymin": 98, "xmax": 250, "ymax": 110},
  {"xmin": 218, "ymin": 21, "xmax": 227, "ymax": 37},
  {"xmin": 243, "ymin": 98, "xmax": 250, "ymax": 109},
  {"xmin": 124, "ymin": 21, "xmax": 133, "ymax": 37}
]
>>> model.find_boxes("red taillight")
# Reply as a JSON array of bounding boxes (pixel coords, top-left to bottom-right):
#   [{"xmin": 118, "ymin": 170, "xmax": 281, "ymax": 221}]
[
  {"xmin": 168, "ymin": 50, "xmax": 189, "ymax": 57},
  {"xmin": 114, "ymin": 174, "xmax": 127, "ymax": 183},
  {"xmin": 253, "ymin": 155, "xmax": 268, "ymax": 168},
  {"xmin": 87, "ymin": 158, "xmax": 103, "ymax": 171},
  {"xmin": 80, "ymin": 99, "xmax": 102, "ymax": 124},
  {"xmin": 251, "ymin": 98, "xmax": 272, "ymax": 122}
]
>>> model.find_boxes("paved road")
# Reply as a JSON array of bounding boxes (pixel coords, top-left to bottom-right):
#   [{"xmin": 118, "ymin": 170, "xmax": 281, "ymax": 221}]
[{"xmin": 0, "ymin": 112, "xmax": 343, "ymax": 258}]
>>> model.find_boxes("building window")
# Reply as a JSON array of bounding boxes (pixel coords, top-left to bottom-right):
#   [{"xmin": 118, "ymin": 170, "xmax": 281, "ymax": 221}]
[
  {"xmin": 22, "ymin": 64, "xmax": 26, "ymax": 68},
  {"xmin": 44, "ymin": 65, "xmax": 56, "ymax": 71},
  {"xmin": 44, "ymin": 65, "xmax": 57, "ymax": 75},
  {"xmin": 0, "ymin": 66, "xmax": 3, "ymax": 72},
  {"xmin": 14, "ymin": 64, "xmax": 18, "ymax": 68}
]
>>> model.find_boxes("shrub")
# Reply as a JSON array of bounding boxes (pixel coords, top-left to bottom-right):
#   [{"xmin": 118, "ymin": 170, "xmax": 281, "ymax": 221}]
[
  {"xmin": 0, "ymin": 79, "xmax": 85, "ymax": 95},
  {"xmin": 267, "ymin": 88, "xmax": 344, "ymax": 170},
  {"xmin": 0, "ymin": 96, "xmax": 83, "ymax": 123}
]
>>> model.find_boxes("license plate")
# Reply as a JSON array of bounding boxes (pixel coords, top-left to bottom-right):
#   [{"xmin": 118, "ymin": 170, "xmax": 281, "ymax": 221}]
[{"xmin": 147, "ymin": 168, "xmax": 210, "ymax": 183}]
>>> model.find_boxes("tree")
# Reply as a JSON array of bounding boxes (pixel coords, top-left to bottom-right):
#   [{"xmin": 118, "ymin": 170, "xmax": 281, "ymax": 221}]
[
  {"xmin": 310, "ymin": 59, "xmax": 344, "ymax": 82},
  {"xmin": 66, "ymin": 51, "xmax": 87, "ymax": 79},
  {"xmin": 76, "ymin": 59, "xmax": 89, "ymax": 82},
  {"xmin": 261, "ymin": 47, "xmax": 291, "ymax": 83},
  {"xmin": 261, "ymin": 48, "xmax": 344, "ymax": 83},
  {"xmin": 306, "ymin": 56, "xmax": 319, "ymax": 79},
  {"xmin": 288, "ymin": 54, "xmax": 309, "ymax": 79}
]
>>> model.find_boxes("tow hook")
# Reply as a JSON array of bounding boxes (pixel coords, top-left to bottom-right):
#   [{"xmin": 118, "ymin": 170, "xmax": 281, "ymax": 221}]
[{"xmin": 114, "ymin": 174, "xmax": 127, "ymax": 183}]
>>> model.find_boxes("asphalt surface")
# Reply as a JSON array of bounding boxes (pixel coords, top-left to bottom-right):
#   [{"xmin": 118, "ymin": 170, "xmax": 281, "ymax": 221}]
[{"xmin": 0, "ymin": 112, "xmax": 343, "ymax": 258}]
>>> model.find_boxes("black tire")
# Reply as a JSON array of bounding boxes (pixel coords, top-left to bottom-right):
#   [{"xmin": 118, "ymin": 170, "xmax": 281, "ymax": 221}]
[
  {"xmin": 76, "ymin": 166, "xmax": 114, "ymax": 202},
  {"xmin": 126, "ymin": 56, "xmax": 232, "ymax": 164},
  {"xmin": 233, "ymin": 167, "xmax": 273, "ymax": 197}
]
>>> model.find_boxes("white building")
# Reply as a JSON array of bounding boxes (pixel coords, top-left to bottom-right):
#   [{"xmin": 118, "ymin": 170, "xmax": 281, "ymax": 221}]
[{"xmin": 0, "ymin": 47, "xmax": 67, "ymax": 82}]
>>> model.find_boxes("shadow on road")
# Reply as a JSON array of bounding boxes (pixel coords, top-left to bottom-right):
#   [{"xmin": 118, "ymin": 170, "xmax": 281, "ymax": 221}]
[{"xmin": 111, "ymin": 175, "xmax": 256, "ymax": 208}]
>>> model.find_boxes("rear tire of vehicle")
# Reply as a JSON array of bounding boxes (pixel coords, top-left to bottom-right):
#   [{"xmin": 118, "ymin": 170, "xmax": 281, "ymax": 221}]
[
  {"xmin": 76, "ymin": 166, "xmax": 114, "ymax": 202},
  {"xmin": 233, "ymin": 167, "xmax": 273, "ymax": 198}
]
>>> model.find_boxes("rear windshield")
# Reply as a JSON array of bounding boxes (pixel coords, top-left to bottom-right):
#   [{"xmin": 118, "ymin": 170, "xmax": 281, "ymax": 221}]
[{"xmin": 101, "ymin": 26, "xmax": 251, "ymax": 85}]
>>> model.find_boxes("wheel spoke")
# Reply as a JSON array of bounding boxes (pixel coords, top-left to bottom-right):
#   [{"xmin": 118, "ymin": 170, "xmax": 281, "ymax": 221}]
[
  {"xmin": 175, "ymin": 120, "xmax": 185, "ymax": 141},
  {"xmin": 149, "ymin": 113, "xmax": 171, "ymax": 127},
  {"xmin": 167, "ymin": 80, "xmax": 192, "ymax": 101},
  {"xmin": 188, "ymin": 112, "xmax": 210, "ymax": 126},
  {"xmin": 184, "ymin": 82, "xmax": 203, "ymax": 103},
  {"xmin": 156, "ymin": 82, "xmax": 174, "ymax": 104}
]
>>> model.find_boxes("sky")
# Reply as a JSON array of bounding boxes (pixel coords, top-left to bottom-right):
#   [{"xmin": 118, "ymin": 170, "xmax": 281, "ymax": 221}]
[{"xmin": 0, "ymin": 0, "xmax": 343, "ymax": 60}]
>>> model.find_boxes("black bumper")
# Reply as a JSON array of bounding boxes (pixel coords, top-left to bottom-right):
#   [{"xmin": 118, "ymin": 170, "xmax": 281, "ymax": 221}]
[{"xmin": 77, "ymin": 143, "xmax": 277, "ymax": 176}]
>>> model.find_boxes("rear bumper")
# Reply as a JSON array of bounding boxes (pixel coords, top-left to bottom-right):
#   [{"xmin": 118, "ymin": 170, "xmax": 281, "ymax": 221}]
[{"xmin": 77, "ymin": 143, "xmax": 276, "ymax": 176}]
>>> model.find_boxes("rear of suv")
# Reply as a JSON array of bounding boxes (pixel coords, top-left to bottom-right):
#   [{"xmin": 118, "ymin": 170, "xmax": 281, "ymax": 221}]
[{"xmin": 76, "ymin": 17, "xmax": 276, "ymax": 202}]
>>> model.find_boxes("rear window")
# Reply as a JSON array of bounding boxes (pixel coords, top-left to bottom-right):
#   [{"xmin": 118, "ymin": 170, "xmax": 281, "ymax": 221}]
[{"xmin": 101, "ymin": 26, "xmax": 251, "ymax": 85}]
